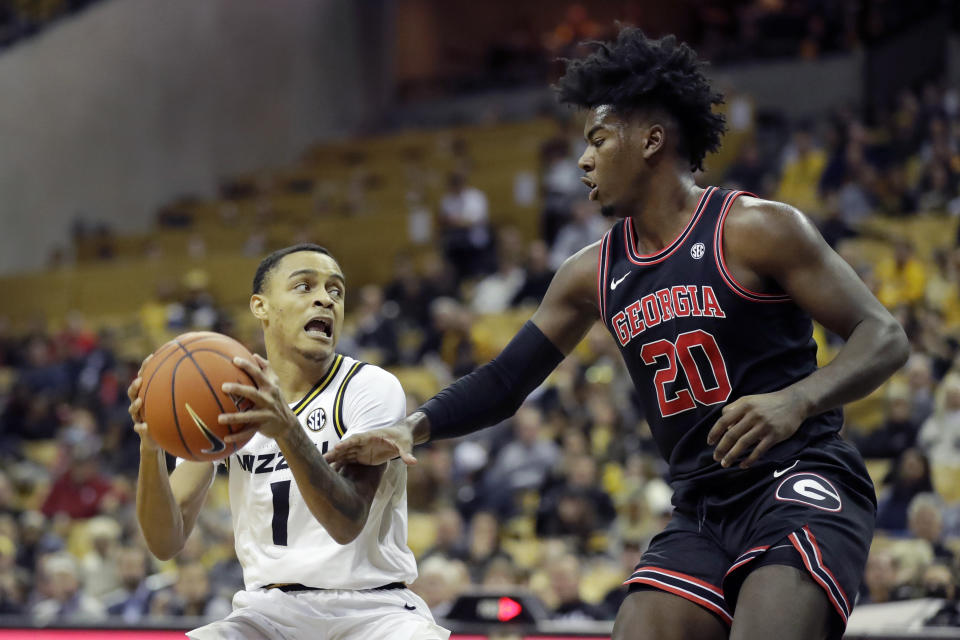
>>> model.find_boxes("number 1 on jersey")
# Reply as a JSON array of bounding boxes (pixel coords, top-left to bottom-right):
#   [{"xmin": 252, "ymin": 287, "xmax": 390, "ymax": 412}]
[
  {"xmin": 271, "ymin": 480, "xmax": 290, "ymax": 546},
  {"xmin": 640, "ymin": 329, "xmax": 732, "ymax": 417}
]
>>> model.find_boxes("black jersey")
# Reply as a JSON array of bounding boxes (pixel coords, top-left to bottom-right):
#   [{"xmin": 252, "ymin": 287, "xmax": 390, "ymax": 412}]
[{"xmin": 598, "ymin": 187, "xmax": 842, "ymax": 490}]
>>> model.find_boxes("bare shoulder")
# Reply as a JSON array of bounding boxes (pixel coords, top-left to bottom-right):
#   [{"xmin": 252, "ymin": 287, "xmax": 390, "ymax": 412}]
[
  {"xmin": 723, "ymin": 195, "xmax": 822, "ymax": 267},
  {"xmin": 551, "ymin": 238, "xmax": 603, "ymax": 306}
]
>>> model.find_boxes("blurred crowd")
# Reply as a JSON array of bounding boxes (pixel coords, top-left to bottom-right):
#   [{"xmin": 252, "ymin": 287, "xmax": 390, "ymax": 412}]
[{"xmin": 3, "ymin": 72, "xmax": 960, "ymax": 630}]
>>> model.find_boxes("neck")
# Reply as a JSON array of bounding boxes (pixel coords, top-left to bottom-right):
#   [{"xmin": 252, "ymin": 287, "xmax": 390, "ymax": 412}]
[
  {"xmin": 627, "ymin": 171, "xmax": 702, "ymax": 254},
  {"xmin": 265, "ymin": 339, "xmax": 338, "ymax": 403}
]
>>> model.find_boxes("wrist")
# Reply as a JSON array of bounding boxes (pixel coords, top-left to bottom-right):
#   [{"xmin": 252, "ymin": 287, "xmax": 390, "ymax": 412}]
[
  {"xmin": 409, "ymin": 411, "xmax": 431, "ymax": 445},
  {"xmin": 787, "ymin": 384, "xmax": 816, "ymax": 419}
]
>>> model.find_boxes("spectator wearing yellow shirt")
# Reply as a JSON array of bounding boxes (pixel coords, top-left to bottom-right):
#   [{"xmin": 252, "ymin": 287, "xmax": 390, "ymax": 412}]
[
  {"xmin": 876, "ymin": 240, "xmax": 928, "ymax": 309},
  {"xmin": 775, "ymin": 126, "xmax": 827, "ymax": 213}
]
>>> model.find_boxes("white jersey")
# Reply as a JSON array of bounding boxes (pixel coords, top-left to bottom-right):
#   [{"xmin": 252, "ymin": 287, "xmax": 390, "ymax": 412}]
[{"xmin": 226, "ymin": 354, "xmax": 417, "ymax": 591}]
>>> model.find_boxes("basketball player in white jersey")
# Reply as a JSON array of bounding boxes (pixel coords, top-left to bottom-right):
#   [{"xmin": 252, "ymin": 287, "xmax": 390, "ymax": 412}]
[{"xmin": 128, "ymin": 244, "xmax": 449, "ymax": 640}]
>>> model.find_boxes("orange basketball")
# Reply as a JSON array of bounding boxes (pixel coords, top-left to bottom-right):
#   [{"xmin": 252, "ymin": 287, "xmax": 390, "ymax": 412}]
[{"xmin": 138, "ymin": 331, "xmax": 258, "ymax": 461}]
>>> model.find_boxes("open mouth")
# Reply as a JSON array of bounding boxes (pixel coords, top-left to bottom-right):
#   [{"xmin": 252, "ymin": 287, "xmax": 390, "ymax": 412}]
[
  {"xmin": 304, "ymin": 317, "xmax": 333, "ymax": 340},
  {"xmin": 581, "ymin": 176, "xmax": 599, "ymax": 201}
]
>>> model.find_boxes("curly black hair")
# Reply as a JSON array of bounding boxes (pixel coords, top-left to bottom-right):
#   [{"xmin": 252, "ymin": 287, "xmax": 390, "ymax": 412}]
[{"xmin": 555, "ymin": 28, "xmax": 726, "ymax": 172}]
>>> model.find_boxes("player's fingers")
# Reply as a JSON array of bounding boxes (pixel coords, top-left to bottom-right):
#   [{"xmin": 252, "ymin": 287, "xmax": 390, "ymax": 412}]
[
  {"xmin": 739, "ymin": 435, "xmax": 777, "ymax": 469},
  {"xmin": 232, "ymin": 357, "xmax": 269, "ymax": 387},
  {"xmin": 219, "ymin": 409, "xmax": 272, "ymax": 426},
  {"xmin": 127, "ymin": 377, "xmax": 142, "ymax": 402},
  {"xmin": 398, "ymin": 450, "xmax": 418, "ymax": 466},
  {"xmin": 707, "ymin": 402, "xmax": 746, "ymax": 445},
  {"xmin": 252, "ymin": 353, "xmax": 270, "ymax": 371},
  {"xmin": 129, "ymin": 396, "xmax": 143, "ymax": 422},
  {"xmin": 223, "ymin": 426, "xmax": 262, "ymax": 443},
  {"xmin": 134, "ymin": 422, "xmax": 149, "ymax": 436},
  {"xmin": 712, "ymin": 416, "xmax": 757, "ymax": 461},
  {"xmin": 720, "ymin": 427, "xmax": 765, "ymax": 467},
  {"xmin": 221, "ymin": 382, "xmax": 271, "ymax": 407},
  {"xmin": 137, "ymin": 353, "xmax": 154, "ymax": 377}
]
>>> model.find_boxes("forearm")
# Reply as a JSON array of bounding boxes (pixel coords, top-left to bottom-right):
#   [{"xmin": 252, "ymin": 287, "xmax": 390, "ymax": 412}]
[
  {"xmin": 790, "ymin": 316, "xmax": 909, "ymax": 418},
  {"xmin": 275, "ymin": 425, "xmax": 368, "ymax": 544},
  {"xmin": 136, "ymin": 447, "xmax": 186, "ymax": 560},
  {"xmin": 418, "ymin": 321, "xmax": 565, "ymax": 441}
]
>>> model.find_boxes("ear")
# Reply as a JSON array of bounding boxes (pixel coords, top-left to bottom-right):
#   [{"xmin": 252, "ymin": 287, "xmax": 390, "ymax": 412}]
[
  {"xmin": 642, "ymin": 123, "xmax": 665, "ymax": 160},
  {"xmin": 250, "ymin": 294, "xmax": 268, "ymax": 321}
]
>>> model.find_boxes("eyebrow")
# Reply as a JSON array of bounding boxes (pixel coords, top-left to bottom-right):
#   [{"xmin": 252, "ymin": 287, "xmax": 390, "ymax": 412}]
[
  {"xmin": 584, "ymin": 124, "xmax": 605, "ymax": 141},
  {"xmin": 287, "ymin": 269, "xmax": 346, "ymax": 283}
]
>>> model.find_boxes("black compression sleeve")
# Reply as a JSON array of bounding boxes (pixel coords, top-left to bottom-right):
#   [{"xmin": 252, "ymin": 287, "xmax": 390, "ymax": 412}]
[{"xmin": 419, "ymin": 321, "xmax": 565, "ymax": 440}]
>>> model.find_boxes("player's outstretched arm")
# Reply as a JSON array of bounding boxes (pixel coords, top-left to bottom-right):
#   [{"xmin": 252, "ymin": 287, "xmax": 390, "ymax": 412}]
[
  {"xmin": 707, "ymin": 197, "xmax": 910, "ymax": 467},
  {"xmin": 327, "ymin": 242, "xmax": 601, "ymax": 468},
  {"xmin": 220, "ymin": 354, "xmax": 381, "ymax": 544},
  {"xmin": 129, "ymin": 363, "xmax": 215, "ymax": 561}
]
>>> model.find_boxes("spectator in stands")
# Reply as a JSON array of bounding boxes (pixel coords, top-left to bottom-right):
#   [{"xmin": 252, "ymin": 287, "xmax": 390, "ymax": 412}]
[
  {"xmin": 907, "ymin": 493, "xmax": 957, "ymax": 566},
  {"xmin": 464, "ymin": 511, "xmax": 504, "ymax": 582},
  {"xmin": 103, "ymin": 546, "xmax": 153, "ymax": 623},
  {"xmin": 351, "ymin": 284, "xmax": 400, "ymax": 366},
  {"xmin": 601, "ymin": 538, "xmax": 645, "ymax": 618},
  {"xmin": 876, "ymin": 239, "xmax": 928, "ymax": 310},
  {"xmin": 919, "ymin": 372, "xmax": 960, "ymax": 466},
  {"xmin": 418, "ymin": 298, "xmax": 478, "ymax": 379},
  {"xmin": 470, "ymin": 228, "xmax": 526, "ymax": 314},
  {"xmin": 549, "ymin": 200, "xmax": 607, "ymax": 271},
  {"xmin": 15, "ymin": 511, "xmax": 62, "ymax": 575},
  {"xmin": 0, "ymin": 534, "xmax": 25, "ymax": 615},
  {"xmin": 539, "ymin": 134, "xmax": 582, "ymax": 245},
  {"xmin": 511, "ymin": 240, "xmax": 555, "ymax": 307},
  {"xmin": 420, "ymin": 505, "xmax": 469, "ymax": 564},
  {"xmin": 546, "ymin": 554, "xmax": 607, "ymax": 621},
  {"xmin": 876, "ymin": 448, "xmax": 935, "ymax": 532},
  {"xmin": 439, "ymin": 172, "xmax": 494, "ymax": 280},
  {"xmin": 483, "ymin": 405, "xmax": 559, "ymax": 516},
  {"xmin": 775, "ymin": 125, "xmax": 826, "ymax": 213},
  {"xmin": 150, "ymin": 562, "xmax": 231, "ymax": 620},
  {"xmin": 922, "ymin": 563, "xmax": 960, "ymax": 627},
  {"xmin": 411, "ymin": 556, "xmax": 467, "ymax": 619},
  {"xmin": 853, "ymin": 383, "xmax": 921, "ymax": 458},
  {"xmin": 40, "ymin": 443, "xmax": 117, "ymax": 520},
  {"xmin": 536, "ymin": 455, "xmax": 616, "ymax": 552},
  {"xmin": 384, "ymin": 252, "xmax": 439, "ymax": 331},
  {"xmin": 30, "ymin": 552, "xmax": 105, "ymax": 623},
  {"xmin": 78, "ymin": 516, "xmax": 121, "ymax": 599},
  {"xmin": 859, "ymin": 547, "xmax": 907, "ymax": 605},
  {"xmin": 724, "ymin": 140, "xmax": 769, "ymax": 195}
]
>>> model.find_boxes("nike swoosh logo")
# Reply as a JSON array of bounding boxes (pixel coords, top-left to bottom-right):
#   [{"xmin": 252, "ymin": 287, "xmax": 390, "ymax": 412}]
[
  {"xmin": 610, "ymin": 273, "xmax": 631, "ymax": 290},
  {"xmin": 773, "ymin": 460, "xmax": 799, "ymax": 478},
  {"xmin": 403, "ymin": 604, "xmax": 416, "ymax": 610},
  {"xmin": 185, "ymin": 402, "xmax": 226, "ymax": 454}
]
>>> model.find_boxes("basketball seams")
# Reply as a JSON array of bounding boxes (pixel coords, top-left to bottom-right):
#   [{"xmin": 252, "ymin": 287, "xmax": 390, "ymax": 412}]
[
  {"xmin": 168, "ymin": 355, "xmax": 198, "ymax": 460},
  {"xmin": 174, "ymin": 341, "xmax": 242, "ymax": 457},
  {"xmin": 142, "ymin": 333, "xmax": 256, "ymax": 462}
]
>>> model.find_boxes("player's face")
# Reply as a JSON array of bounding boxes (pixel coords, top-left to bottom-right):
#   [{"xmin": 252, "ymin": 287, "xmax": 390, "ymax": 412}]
[
  {"xmin": 578, "ymin": 105, "xmax": 655, "ymax": 218},
  {"xmin": 257, "ymin": 251, "xmax": 345, "ymax": 364}
]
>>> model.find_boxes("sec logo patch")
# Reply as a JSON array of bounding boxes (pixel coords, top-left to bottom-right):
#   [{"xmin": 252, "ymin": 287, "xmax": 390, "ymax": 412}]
[
  {"xmin": 306, "ymin": 407, "xmax": 326, "ymax": 432},
  {"xmin": 775, "ymin": 472, "xmax": 842, "ymax": 512}
]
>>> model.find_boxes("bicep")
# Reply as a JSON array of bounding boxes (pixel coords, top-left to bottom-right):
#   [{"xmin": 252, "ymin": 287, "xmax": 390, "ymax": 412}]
[
  {"xmin": 740, "ymin": 203, "xmax": 891, "ymax": 339},
  {"xmin": 530, "ymin": 243, "xmax": 601, "ymax": 353}
]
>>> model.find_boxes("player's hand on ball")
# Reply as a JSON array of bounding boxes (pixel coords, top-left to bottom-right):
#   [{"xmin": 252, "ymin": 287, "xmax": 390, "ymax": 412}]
[
  {"xmin": 325, "ymin": 420, "xmax": 417, "ymax": 468},
  {"xmin": 219, "ymin": 354, "xmax": 298, "ymax": 441},
  {"xmin": 128, "ymin": 354, "xmax": 160, "ymax": 453},
  {"xmin": 707, "ymin": 388, "xmax": 809, "ymax": 468}
]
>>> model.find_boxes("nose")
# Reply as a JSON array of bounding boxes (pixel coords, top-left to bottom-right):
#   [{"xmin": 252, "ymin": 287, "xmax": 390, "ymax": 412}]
[
  {"xmin": 578, "ymin": 146, "xmax": 593, "ymax": 172},
  {"xmin": 313, "ymin": 291, "xmax": 333, "ymax": 308}
]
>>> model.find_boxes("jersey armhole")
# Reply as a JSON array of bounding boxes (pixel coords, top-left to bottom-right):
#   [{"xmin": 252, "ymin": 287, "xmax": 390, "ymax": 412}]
[
  {"xmin": 332, "ymin": 362, "xmax": 367, "ymax": 438},
  {"xmin": 713, "ymin": 191, "xmax": 792, "ymax": 304},
  {"xmin": 597, "ymin": 230, "xmax": 612, "ymax": 321}
]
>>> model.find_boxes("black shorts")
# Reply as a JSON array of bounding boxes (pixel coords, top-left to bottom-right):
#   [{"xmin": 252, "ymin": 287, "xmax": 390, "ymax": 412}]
[{"xmin": 625, "ymin": 435, "xmax": 876, "ymax": 633}]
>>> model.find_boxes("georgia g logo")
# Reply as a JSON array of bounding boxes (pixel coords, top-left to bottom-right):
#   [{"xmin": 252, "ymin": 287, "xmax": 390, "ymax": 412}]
[
  {"xmin": 775, "ymin": 473, "xmax": 842, "ymax": 512},
  {"xmin": 306, "ymin": 407, "xmax": 326, "ymax": 432}
]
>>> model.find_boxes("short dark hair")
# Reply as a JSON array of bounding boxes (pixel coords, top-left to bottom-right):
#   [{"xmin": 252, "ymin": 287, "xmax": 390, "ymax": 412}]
[
  {"xmin": 555, "ymin": 28, "xmax": 726, "ymax": 172},
  {"xmin": 252, "ymin": 243, "xmax": 334, "ymax": 294}
]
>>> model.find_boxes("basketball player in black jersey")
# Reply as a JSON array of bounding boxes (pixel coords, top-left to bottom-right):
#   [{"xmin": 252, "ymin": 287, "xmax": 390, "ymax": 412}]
[{"xmin": 329, "ymin": 28, "xmax": 908, "ymax": 639}]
